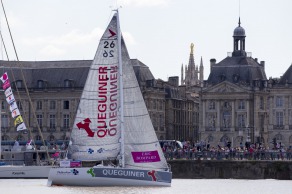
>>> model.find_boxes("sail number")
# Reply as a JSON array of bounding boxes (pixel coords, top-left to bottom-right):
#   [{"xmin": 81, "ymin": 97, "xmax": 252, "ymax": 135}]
[
  {"xmin": 103, "ymin": 41, "xmax": 115, "ymax": 57},
  {"xmin": 97, "ymin": 128, "xmax": 117, "ymax": 138}
]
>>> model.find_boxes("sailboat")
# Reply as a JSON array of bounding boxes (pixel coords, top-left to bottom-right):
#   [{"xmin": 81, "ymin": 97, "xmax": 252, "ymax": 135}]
[
  {"xmin": 0, "ymin": 72, "xmax": 59, "ymax": 178},
  {"xmin": 47, "ymin": 11, "xmax": 172, "ymax": 187}
]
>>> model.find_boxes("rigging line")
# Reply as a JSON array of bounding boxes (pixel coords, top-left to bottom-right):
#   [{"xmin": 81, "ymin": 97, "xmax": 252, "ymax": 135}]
[
  {"xmin": 0, "ymin": 30, "xmax": 9, "ymax": 60},
  {"xmin": 1, "ymin": 0, "xmax": 51, "ymax": 164}
]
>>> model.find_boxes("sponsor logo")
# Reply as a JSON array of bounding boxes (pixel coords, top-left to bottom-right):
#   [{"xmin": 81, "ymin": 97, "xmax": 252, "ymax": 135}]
[
  {"xmin": 102, "ymin": 169, "xmax": 145, "ymax": 178},
  {"xmin": 87, "ymin": 168, "xmax": 95, "ymax": 177},
  {"xmin": 57, "ymin": 169, "xmax": 79, "ymax": 175},
  {"xmin": 147, "ymin": 170, "xmax": 157, "ymax": 181},
  {"xmin": 132, "ymin": 151, "xmax": 161, "ymax": 163}
]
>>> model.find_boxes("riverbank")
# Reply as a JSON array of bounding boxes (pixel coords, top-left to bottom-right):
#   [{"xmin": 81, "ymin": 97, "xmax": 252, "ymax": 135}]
[{"xmin": 169, "ymin": 160, "xmax": 292, "ymax": 180}]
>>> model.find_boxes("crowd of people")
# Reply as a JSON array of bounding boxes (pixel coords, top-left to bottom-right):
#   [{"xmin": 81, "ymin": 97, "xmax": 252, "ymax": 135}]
[{"xmin": 161, "ymin": 140, "xmax": 292, "ymax": 161}]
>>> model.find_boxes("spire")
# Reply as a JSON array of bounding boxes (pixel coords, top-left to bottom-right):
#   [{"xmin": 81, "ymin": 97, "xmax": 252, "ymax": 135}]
[
  {"xmin": 238, "ymin": 17, "xmax": 241, "ymax": 27},
  {"xmin": 190, "ymin": 43, "xmax": 194, "ymax": 55}
]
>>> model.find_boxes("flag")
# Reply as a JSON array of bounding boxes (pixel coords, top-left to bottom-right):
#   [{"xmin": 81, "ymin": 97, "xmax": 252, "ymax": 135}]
[
  {"xmin": 16, "ymin": 122, "xmax": 27, "ymax": 131},
  {"xmin": 4, "ymin": 87, "xmax": 13, "ymax": 97},
  {"xmin": 14, "ymin": 115, "xmax": 24, "ymax": 126},
  {"xmin": 9, "ymin": 101, "xmax": 18, "ymax": 112},
  {"xmin": 0, "ymin": 72, "xmax": 8, "ymax": 83},
  {"xmin": 6, "ymin": 94, "xmax": 15, "ymax": 105},
  {"xmin": 11, "ymin": 108, "xmax": 21, "ymax": 118},
  {"xmin": 2, "ymin": 80, "xmax": 10, "ymax": 90}
]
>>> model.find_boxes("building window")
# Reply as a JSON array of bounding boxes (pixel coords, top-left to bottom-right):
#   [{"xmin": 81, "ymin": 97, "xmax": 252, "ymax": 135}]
[
  {"xmin": 16, "ymin": 101, "xmax": 22, "ymax": 110},
  {"xmin": 49, "ymin": 114, "xmax": 56, "ymax": 129},
  {"xmin": 35, "ymin": 135, "xmax": 41, "ymax": 141},
  {"xmin": 237, "ymin": 114, "xmax": 245, "ymax": 128},
  {"xmin": 275, "ymin": 112, "xmax": 283, "ymax": 127},
  {"xmin": 1, "ymin": 115, "xmax": 8, "ymax": 128},
  {"xmin": 16, "ymin": 80, "xmax": 23, "ymax": 88},
  {"xmin": 238, "ymin": 100, "xmax": 245, "ymax": 110},
  {"xmin": 36, "ymin": 114, "xmax": 43, "ymax": 128},
  {"xmin": 63, "ymin": 100, "xmax": 69, "ymax": 110},
  {"xmin": 50, "ymin": 101, "xmax": 56, "ymax": 110},
  {"xmin": 275, "ymin": 96, "xmax": 283, "ymax": 107},
  {"xmin": 36, "ymin": 101, "xmax": 42, "ymax": 110},
  {"xmin": 49, "ymin": 135, "xmax": 55, "ymax": 142},
  {"xmin": 260, "ymin": 97, "xmax": 264, "ymax": 110},
  {"xmin": 37, "ymin": 80, "xmax": 44, "ymax": 88},
  {"xmin": 64, "ymin": 80, "xmax": 72, "ymax": 88},
  {"xmin": 63, "ymin": 114, "xmax": 70, "ymax": 128},
  {"xmin": 222, "ymin": 111, "xmax": 231, "ymax": 128},
  {"xmin": 209, "ymin": 101, "xmax": 215, "ymax": 110},
  {"xmin": 1, "ymin": 101, "xmax": 6, "ymax": 110}
]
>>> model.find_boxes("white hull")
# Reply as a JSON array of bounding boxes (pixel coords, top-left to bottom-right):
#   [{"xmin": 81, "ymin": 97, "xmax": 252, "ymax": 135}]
[
  {"xmin": 0, "ymin": 165, "xmax": 52, "ymax": 178},
  {"xmin": 47, "ymin": 167, "xmax": 172, "ymax": 187}
]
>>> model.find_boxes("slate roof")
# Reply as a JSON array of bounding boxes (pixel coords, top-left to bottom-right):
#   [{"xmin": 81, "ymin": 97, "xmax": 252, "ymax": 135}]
[
  {"xmin": 207, "ymin": 56, "xmax": 267, "ymax": 85},
  {"xmin": 279, "ymin": 64, "xmax": 292, "ymax": 84},
  {"xmin": 0, "ymin": 59, "xmax": 153, "ymax": 88}
]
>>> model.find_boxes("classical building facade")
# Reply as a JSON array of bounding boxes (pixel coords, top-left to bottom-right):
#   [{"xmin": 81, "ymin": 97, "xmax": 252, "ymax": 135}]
[
  {"xmin": 200, "ymin": 19, "xmax": 292, "ymax": 147},
  {"xmin": 0, "ymin": 59, "xmax": 200, "ymax": 145}
]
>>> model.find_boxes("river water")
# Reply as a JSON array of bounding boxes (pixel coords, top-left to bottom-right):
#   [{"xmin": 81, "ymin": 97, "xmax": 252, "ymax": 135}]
[{"xmin": 1, "ymin": 179, "xmax": 291, "ymax": 194}]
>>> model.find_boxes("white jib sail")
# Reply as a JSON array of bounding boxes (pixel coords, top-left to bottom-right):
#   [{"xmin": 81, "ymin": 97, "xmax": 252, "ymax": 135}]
[
  {"xmin": 70, "ymin": 13, "xmax": 121, "ymax": 161},
  {"xmin": 120, "ymin": 38, "xmax": 169, "ymax": 171}
]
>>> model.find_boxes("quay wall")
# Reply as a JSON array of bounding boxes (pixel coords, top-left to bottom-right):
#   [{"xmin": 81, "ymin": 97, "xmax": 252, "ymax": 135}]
[{"xmin": 168, "ymin": 160, "xmax": 292, "ymax": 180}]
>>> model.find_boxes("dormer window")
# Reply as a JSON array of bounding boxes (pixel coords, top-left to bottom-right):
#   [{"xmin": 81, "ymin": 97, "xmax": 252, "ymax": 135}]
[
  {"xmin": 16, "ymin": 80, "xmax": 23, "ymax": 88},
  {"xmin": 37, "ymin": 80, "xmax": 45, "ymax": 88},
  {"xmin": 64, "ymin": 79, "xmax": 73, "ymax": 88}
]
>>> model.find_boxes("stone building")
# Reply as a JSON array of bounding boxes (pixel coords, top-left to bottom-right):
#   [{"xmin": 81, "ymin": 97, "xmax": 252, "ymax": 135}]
[
  {"xmin": 0, "ymin": 58, "xmax": 200, "ymax": 145},
  {"xmin": 200, "ymin": 18, "xmax": 292, "ymax": 148}
]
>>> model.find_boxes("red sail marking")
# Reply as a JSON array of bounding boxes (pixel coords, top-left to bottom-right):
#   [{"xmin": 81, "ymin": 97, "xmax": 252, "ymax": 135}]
[
  {"xmin": 147, "ymin": 170, "xmax": 157, "ymax": 181},
  {"xmin": 76, "ymin": 118, "xmax": 94, "ymax": 137},
  {"xmin": 108, "ymin": 29, "xmax": 116, "ymax": 38}
]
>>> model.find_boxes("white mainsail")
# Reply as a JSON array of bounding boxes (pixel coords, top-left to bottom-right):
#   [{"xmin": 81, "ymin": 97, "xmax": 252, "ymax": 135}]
[
  {"xmin": 70, "ymin": 14, "xmax": 121, "ymax": 161},
  {"xmin": 70, "ymin": 12, "xmax": 168, "ymax": 171}
]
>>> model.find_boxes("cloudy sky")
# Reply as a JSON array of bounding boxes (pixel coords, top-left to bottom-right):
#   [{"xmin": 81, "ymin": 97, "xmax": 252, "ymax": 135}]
[{"xmin": 1, "ymin": 0, "xmax": 291, "ymax": 81}]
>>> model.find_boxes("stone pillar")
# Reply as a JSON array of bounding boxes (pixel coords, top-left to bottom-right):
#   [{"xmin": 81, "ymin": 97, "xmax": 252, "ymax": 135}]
[
  {"xmin": 202, "ymin": 100, "xmax": 206, "ymax": 132},
  {"xmin": 216, "ymin": 101, "xmax": 220, "ymax": 131},
  {"xmin": 246, "ymin": 100, "xmax": 250, "ymax": 126},
  {"xmin": 285, "ymin": 96, "xmax": 289, "ymax": 130},
  {"xmin": 231, "ymin": 101, "xmax": 235, "ymax": 131}
]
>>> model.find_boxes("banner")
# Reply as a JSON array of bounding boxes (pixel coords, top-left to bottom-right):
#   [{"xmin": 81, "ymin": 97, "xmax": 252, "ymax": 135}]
[
  {"xmin": 11, "ymin": 108, "xmax": 21, "ymax": 118},
  {"xmin": 1, "ymin": 72, "xmax": 27, "ymax": 131}
]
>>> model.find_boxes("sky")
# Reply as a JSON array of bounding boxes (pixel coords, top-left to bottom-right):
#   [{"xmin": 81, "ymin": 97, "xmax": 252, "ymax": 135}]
[{"xmin": 0, "ymin": 0, "xmax": 291, "ymax": 81}]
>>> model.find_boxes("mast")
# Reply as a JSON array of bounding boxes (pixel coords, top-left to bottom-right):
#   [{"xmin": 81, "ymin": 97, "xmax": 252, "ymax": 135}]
[{"xmin": 116, "ymin": 10, "xmax": 125, "ymax": 168}]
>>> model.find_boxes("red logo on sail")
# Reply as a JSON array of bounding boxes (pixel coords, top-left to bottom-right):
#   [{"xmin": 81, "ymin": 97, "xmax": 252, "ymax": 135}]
[
  {"xmin": 108, "ymin": 29, "xmax": 116, "ymax": 38},
  {"xmin": 76, "ymin": 118, "xmax": 94, "ymax": 137}
]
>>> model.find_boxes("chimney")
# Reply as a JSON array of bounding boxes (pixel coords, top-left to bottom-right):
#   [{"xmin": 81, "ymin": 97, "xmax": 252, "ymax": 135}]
[
  {"xmin": 210, "ymin": 58, "xmax": 216, "ymax": 71},
  {"xmin": 260, "ymin": 61, "xmax": 265, "ymax": 69}
]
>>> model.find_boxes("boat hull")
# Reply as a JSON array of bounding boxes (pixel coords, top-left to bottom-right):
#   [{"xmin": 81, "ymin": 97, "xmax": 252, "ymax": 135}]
[
  {"xmin": 47, "ymin": 167, "xmax": 172, "ymax": 187},
  {"xmin": 0, "ymin": 165, "xmax": 52, "ymax": 178}
]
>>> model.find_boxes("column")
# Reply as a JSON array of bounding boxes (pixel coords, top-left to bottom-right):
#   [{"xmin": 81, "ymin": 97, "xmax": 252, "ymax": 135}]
[
  {"xmin": 231, "ymin": 101, "xmax": 235, "ymax": 131},
  {"xmin": 216, "ymin": 101, "xmax": 220, "ymax": 131}
]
